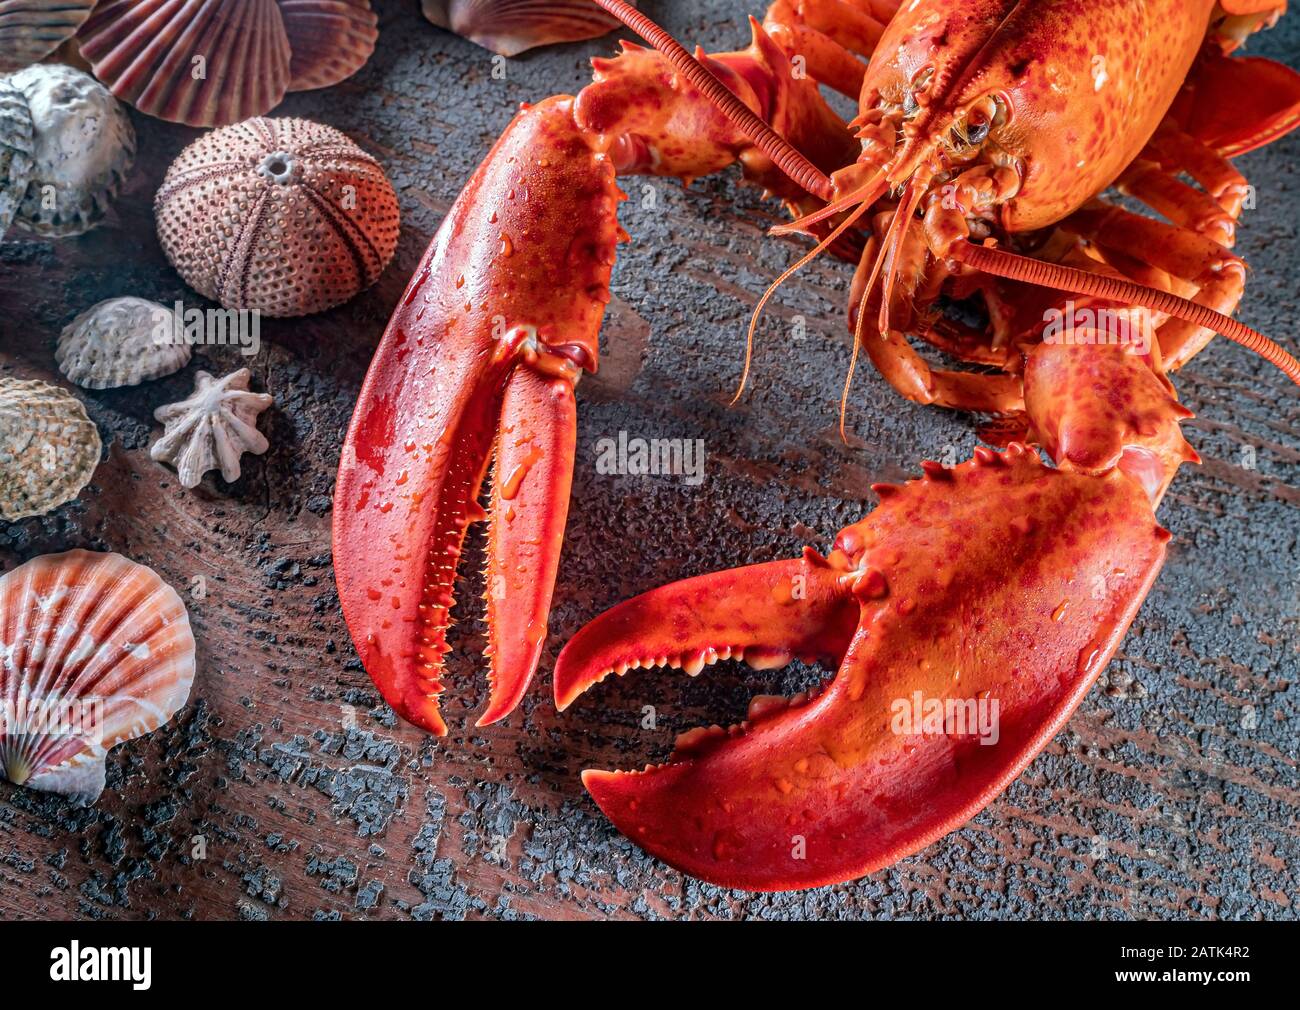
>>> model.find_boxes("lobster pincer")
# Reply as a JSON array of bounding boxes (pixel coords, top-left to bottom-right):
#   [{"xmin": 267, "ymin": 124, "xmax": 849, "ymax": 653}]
[{"xmin": 333, "ymin": 97, "xmax": 621, "ymax": 733}]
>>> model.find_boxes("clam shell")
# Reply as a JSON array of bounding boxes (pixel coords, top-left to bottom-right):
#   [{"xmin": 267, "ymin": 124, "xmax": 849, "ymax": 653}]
[
  {"xmin": 0, "ymin": 550, "xmax": 195, "ymax": 803},
  {"xmin": 0, "ymin": 0, "xmax": 96, "ymax": 74},
  {"xmin": 421, "ymin": 0, "xmax": 630, "ymax": 57},
  {"xmin": 77, "ymin": 0, "xmax": 377, "ymax": 128},
  {"xmin": 9, "ymin": 63, "xmax": 136, "ymax": 238},
  {"xmin": 0, "ymin": 76, "xmax": 35, "ymax": 239},
  {"xmin": 151, "ymin": 368, "xmax": 273, "ymax": 489},
  {"xmin": 56, "ymin": 297, "xmax": 191, "ymax": 389},
  {"xmin": 155, "ymin": 117, "xmax": 400, "ymax": 317},
  {"xmin": 0, "ymin": 378, "xmax": 101, "ymax": 521}
]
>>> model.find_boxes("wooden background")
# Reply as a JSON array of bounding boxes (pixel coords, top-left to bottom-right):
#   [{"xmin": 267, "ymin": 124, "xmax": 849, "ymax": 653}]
[{"xmin": 0, "ymin": 1, "xmax": 1296, "ymax": 921}]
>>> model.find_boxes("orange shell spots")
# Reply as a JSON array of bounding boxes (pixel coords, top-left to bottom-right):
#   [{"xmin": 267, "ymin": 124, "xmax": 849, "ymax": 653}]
[
  {"xmin": 155, "ymin": 117, "xmax": 400, "ymax": 317},
  {"xmin": 76, "ymin": 0, "xmax": 378, "ymax": 128},
  {"xmin": 0, "ymin": 551, "xmax": 196, "ymax": 804},
  {"xmin": 0, "ymin": 0, "xmax": 96, "ymax": 73}
]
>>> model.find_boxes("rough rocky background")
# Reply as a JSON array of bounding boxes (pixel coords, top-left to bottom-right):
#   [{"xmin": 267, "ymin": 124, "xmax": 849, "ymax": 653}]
[{"xmin": 0, "ymin": 1, "xmax": 1296, "ymax": 921}]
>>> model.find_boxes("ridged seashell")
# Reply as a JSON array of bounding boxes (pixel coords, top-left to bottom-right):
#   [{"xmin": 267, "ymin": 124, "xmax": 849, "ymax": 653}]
[
  {"xmin": 76, "ymin": 0, "xmax": 379, "ymax": 128},
  {"xmin": 151, "ymin": 368, "xmax": 273, "ymax": 489},
  {"xmin": 0, "ymin": 76, "xmax": 35, "ymax": 239},
  {"xmin": 0, "ymin": 0, "xmax": 96, "ymax": 73},
  {"xmin": 56, "ymin": 297, "xmax": 191, "ymax": 390},
  {"xmin": 421, "ymin": 0, "xmax": 631, "ymax": 57},
  {"xmin": 0, "ymin": 378, "xmax": 101, "ymax": 521},
  {"xmin": 156, "ymin": 117, "xmax": 400, "ymax": 317},
  {"xmin": 8, "ymin": 63, "xmax": 136, "ymax": 237},
  {"xmin": 0, "ymin": 550, "xmax": 195, "ymax": 803}
]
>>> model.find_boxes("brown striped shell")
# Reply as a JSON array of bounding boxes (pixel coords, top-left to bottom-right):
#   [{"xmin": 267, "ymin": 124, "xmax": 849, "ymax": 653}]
[
  {"xmin": 155, "ymin": 117, "xmax": 400, "ymax": 317},
  {"xmin": 0, "ymin": 0, "xmax": 96, "ymax": 73},
  {"xmin": 0, "ymin": 378, "xmax": 101, "ymax": 521},
  {"xmin": 76, "ymin": 0, "xmax": 379, "ymax": 128},
  {"xmin": 0, "ymin": 76, "xmax": 34, "ymax": 240},
  {"xmin": 0, "ymin": 550, "xmax": 196, "ymax": 803},
  {"xmin": 421, "ymin": 0, "xmax": 631, "ymax": 57}
]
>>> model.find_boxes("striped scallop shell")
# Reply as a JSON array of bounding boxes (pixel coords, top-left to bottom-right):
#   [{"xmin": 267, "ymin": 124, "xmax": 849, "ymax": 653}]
[
  {"xmin": 421, "ymin": 0, "xmax": 630, "ymax": 57},
  {"xmin": 0, "ymin": 551, "xmax": 195, "ymax": 803},
  {"xmin": 155, "ymin": 117, "xmax": 400, "ymax": 317},
  {"xmin": 0, "ymin": 378, "xmax": 101, "ymax": 521},
  {"xmin": 57, "ymin": 297, "xmax": 191, "ymax": 389},
  {"xmin": 76, "ymin": 0, "xmax": 378, "ymax": 128},
  {"xmin": 0, "ymin": 76, "xmax": 35, "ymax": 239},
  {"xmin": 0, "ymin": 0, "xmax": 96, "ymax": 73}
]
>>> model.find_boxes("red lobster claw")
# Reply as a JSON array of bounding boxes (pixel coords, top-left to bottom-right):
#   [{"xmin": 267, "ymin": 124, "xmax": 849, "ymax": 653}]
[
  {"xmin": 334, "ymin": 97, "xmax": 622, "ymax": 734},
  {"xmin": 555, "ymin": 446, "xmax": 1169, "ymax": 890}
]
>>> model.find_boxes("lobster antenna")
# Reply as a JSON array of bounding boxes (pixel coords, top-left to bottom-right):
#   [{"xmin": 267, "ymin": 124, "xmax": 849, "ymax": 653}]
[
  {"xmin": 772, "ymin": 172, "xmax": 888, "ymax": 236},
  {"xmin": 732, "ymin": 199, "xmax": 874, "ymax": 403},
  {"xmin": 841, "ymin": 282, "xmax": 873, "ymax": 442},
  {"xmin": 878, "ymin": 172, "xmax": 930, "ymax": 337},
  {"xmin": 953, "ymin": 241, "xmax": 1300, "ymax": 385},
  {"xmin": 591, "ymin": 0, "xmax": 835, "ymax": 201}
]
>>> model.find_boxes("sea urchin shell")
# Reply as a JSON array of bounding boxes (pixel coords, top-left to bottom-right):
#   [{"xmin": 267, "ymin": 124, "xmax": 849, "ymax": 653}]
[
  {"xmin": 0, "ymin": 0, "xmax": 96, "ymax": 74},
  {"xmin": 155, "ymin": 117, "xmax": 400, "ymax": 317},
  {"xmin": 0, "ymin": 378, "xmax": 101, "ymax": 521},
  {"xmin": 421, "ymin": 0, "xmax": 632, "ymax": 57},
  {"xmin": 8, "ymin": 63, "xmax": 136, "ymax": 237},
  {"xmin": 151, "ymin": 368, "xmax": 273, "ymax": 489},
  {"xmin": 76, "ymin": 0, "xmax": 379, "ymax": 128},
  {"xmin": 0, "ymin": 550, "xmax": 196, "ymax": 803},
  {"xmin": 56, "ymin": 297, "xmax": 191, "ymax": 390}
]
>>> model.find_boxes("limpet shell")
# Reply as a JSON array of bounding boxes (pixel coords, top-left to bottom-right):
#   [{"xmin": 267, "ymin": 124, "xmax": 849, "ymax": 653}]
[
  {"xmin": 76, "ymin": 0, "xmax": 379, "ymax": 128},
  {"xmin": 155, "ymin": 117, "xmax": 400, "ymax": 317},
  {"xmin": 0, "ymin": 0, "xmax": 96, "ymax": 73},
  {"xmin": 0, "ymin": 550, "xmax": 196, "ymax": 803},
  {"xmin": 0, "ymin": 76, "xmax": 35, "ymax": 239},
  {"xmin": 56, "ymin": 297, "xmax": 191, "ymax": 389},
  {"xmin": 0, "ymin": 378, "xmax": 101, "ymax": 521},
  {"xmin": 421, "ymin": 0, "xmax": 631, "ymax": 57},
  {"xmin": 9, "ymin": 63, "xmax": 136, "ymax": 237},
  {"xmin": 151, "ymin": 368, "xmax": 273, "ymax": 489}
]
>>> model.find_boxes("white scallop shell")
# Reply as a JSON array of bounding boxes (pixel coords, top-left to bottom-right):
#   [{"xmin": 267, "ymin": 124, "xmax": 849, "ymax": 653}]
[
  {"xmin": 0, "ymin": 550, "xmax": 196, "ymax": 803},
  {"xmin": 0, "ymin": 378, "xmax": 101, "ymax": 521},
  {"xmin": 8, "ymin": 63, "xmax": 136, "ymax": 237},
  {"xmin": 0, "ymin": 75, "xmax": 35, "ymax": 239},
  {"xmin": 56, "ymin": 297, "xmax": 191, "ymax": 389},
  {"xmin": 151, "ymin": 368, "xmax": 273, "ymax": 489}
]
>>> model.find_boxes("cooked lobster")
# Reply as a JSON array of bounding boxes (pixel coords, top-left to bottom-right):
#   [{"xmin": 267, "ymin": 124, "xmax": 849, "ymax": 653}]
[{"xmin": 333, "ymin": 0, "xmax": 1300, "ymax": 888}]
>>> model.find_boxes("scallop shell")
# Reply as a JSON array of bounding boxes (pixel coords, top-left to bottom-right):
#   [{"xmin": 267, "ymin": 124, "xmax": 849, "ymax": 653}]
[
  {"xmin": 421, "ymin": 0, "xmax": 630, "ymax": 57},
  {"xmin": 155, "ymin": 117, "xmax": 400, "ymax": 317},
  {"xmin": 151, "ymin": 368, "xmax": 273, "ymax": 489},
  {"xmin": 0, "ymin": 378, "xmax": 101, "ymax": 521},
  {"xmin": 0, "ymin": 0, "xmax": 96, "ymax": 73},
  {"xmin": 56, "ymin": 297, "xmax": 192, "ymax": 389},
  {"xmin": 0, "ymin": 76, "xmax": 35, "ymax": 240},
  {"xmin": 0, "ymin": 550, "xmax": 195, "ymax": 803},
  {"xmin": 8, "ymin": 63, "xmax": 136, "ymax": 237},
  {"xmin": 76, "ymin": 0, "xmax": 378, "ymax": 128}
]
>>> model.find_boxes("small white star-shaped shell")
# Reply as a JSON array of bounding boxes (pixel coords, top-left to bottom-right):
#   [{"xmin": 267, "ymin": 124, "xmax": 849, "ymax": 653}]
[{"xmin": 151, "ymin": 368, "xmax": 272, "ymax": 489}]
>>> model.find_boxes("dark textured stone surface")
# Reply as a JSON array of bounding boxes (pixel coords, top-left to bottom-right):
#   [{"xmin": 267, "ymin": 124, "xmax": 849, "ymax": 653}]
[{"xmin": 0, "ymin": 1, "xmax": 1295, "ymax": 920}]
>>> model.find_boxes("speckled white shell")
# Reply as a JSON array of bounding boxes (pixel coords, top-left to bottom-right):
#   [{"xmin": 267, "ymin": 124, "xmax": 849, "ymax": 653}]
[
  {"xmin": 0, "ymin": 378, "xmax": 101, "ymax": 521},
  {"xmin": 0, "ymin": 550, "xmax": 195, "ymax": 804},
  {"xmin": 8, "ymin": 63, "xmax": 136, "ymax": 237},
  {"xmin": 56, "ymin": 297, "xmax": 191, "ymax": 389},
  {"xmin": 0, "ymin": 76, "xmax": 35, "ymax": 239},
  {"xmin": 151, "ymin": 368, "xmax": 273, "ymax": 489}
]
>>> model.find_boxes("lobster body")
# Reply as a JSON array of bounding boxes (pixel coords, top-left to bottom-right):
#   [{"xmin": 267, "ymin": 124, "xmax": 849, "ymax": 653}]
[
  {"xmin": 861, "ymin": 0, "xmax": 1216, "ymax": 229},
  {"xmin": 333, "ymin": 0, "xmax": 1300, "ymax": 889}
]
